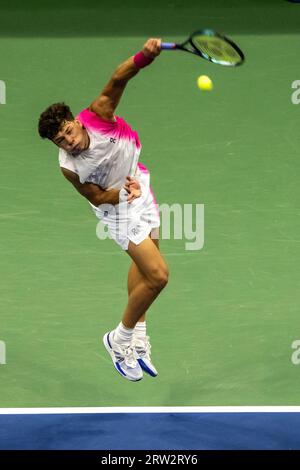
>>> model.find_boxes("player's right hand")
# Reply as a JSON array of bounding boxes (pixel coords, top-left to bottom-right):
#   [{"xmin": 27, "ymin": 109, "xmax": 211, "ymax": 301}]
[
  {"xmin": 142, "ymin": 38, "xmax": 162, "ymax": 58},
  {"xmin": 124, "ymin": 176, "xmax": 142, "ymax": 203}
]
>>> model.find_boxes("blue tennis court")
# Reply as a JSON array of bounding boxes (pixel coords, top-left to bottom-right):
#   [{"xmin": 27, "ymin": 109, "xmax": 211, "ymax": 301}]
[{"xmin": 1, "ymin": 409, "xmax": 300, "ymax": 450}]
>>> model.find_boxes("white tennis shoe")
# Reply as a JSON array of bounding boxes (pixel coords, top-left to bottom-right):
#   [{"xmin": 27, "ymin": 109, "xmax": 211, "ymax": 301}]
[
  {"xmin": 132, "ymin": 335, "xmax": 158, "ymax": 377},
  {"xmin": 103, "ymin": 331, "xmax": 143, "ymax": 382}
]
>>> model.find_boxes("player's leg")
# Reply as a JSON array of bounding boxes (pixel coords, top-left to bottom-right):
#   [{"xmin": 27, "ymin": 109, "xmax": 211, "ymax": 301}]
[
  {"xmin": 127, "ymin": 232, "xmax": 160, "ymax": 330},
  {"xmin": 103, "ymin": 234, "xmax": 168, "ymax": 381},
  {"xmin": 122, "ymin": 236, "xmax": 168, "ymax": 328},
  {"xmin": 127, "ymin": 233, "xmax": 160, "ymax": 376},
  {"xmin": 127, "ymin": 232, "xmax": 160, "ymax": 307}
]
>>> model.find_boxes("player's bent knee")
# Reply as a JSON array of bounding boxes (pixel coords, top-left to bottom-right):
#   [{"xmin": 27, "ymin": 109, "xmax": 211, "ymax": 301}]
[
  {"xmin": 159, "ymin": 270, "xmax": 169, "ymax": 290},
  {"xmin": 148, "ymin": 266, "xmax": 169, "ymax": 292},
  {"xmin": 157, "ymin": 270, "xmax": 169, "ymax": 290}
]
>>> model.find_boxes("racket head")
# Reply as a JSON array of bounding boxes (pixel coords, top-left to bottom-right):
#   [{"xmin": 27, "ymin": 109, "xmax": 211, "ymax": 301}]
[{"xmin": 187, "ymin": 29, "xmax": 244, "ymax": 66}]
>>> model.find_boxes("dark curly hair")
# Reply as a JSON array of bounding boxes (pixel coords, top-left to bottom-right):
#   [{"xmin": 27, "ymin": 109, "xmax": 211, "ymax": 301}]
[{"xmin": 38, "ymin": 102, "xmax": 74, "ymax": 140}]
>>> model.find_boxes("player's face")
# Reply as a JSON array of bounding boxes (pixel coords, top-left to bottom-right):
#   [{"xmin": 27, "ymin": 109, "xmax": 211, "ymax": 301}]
[{"xmin": 53, "ymin": 120, "xmax": 90, "ymax": 155}]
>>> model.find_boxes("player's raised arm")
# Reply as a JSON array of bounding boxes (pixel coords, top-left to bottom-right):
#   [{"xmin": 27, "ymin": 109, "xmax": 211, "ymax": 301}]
[{"xmin": 89, "ymin": 38, "xmax": 161, "ymax": 121}]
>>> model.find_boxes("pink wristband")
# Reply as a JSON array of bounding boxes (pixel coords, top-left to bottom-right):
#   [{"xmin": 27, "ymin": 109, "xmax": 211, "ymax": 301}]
[{"xmin": 134, "ymin": 51, "xmax": 154, "ymax": 69}]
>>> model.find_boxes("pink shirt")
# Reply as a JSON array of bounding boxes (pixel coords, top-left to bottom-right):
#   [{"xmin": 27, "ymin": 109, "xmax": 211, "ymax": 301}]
[{"xmin": 59, "ymin": 108, "xmax": 141, "ymax": 190}]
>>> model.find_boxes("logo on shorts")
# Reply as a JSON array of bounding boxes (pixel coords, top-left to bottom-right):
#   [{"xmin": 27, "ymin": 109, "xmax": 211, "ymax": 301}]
[
  {"xmin": 110, "ymin": 138, "xmax": 116, "ymax": 144},
  {"xmin": 131, "ymin": 227, "xmax": 140, "ymax": 236}
]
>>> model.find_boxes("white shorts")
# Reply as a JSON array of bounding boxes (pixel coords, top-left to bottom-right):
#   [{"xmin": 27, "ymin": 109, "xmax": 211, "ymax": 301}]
[{"xmin": 90, "ymin": 163, "xmax": 160, "ymax": 250}]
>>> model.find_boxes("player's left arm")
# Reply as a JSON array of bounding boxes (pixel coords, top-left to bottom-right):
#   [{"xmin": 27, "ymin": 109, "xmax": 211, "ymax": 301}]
[{"xmin": 89, "ymin": 38, "xmax": 161, "ymax": 121}]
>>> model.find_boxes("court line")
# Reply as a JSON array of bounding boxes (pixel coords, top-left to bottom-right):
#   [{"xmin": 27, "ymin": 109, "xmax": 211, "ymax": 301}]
[
  {"xmin": 0, "ymin": 406, "xmax": 300, "ymax": 415},
  {"xmin": 0, "ymin": 211, "xmax": 41, "ymax": 219}
]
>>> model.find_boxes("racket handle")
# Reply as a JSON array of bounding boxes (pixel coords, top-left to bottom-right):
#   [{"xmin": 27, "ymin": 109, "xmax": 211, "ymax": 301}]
[{"xmin": 161, "ymin": 42, "xmax": 177, "ymax": 50}]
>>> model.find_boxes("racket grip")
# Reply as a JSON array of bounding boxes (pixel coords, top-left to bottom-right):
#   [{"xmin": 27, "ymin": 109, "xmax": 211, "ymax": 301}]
[{"xmin": 161, "ymin": 42, "xmax": 176, "ymax": 50}]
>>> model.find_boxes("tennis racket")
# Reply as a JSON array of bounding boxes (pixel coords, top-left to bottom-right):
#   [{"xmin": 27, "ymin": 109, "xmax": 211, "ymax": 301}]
[{"xmin": 161, "ymin": 29, "xmax": 244, "ymax": 66}]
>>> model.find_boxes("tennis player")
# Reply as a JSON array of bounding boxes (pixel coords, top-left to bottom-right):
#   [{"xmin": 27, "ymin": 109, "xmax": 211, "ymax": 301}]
[{"xmin": 38, "ymin": 39, "xmax": 168, "ymax": 382}]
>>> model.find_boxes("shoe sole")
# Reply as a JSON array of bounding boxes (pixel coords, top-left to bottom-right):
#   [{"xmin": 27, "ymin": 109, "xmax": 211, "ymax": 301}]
[
  {"xmin": 103, "ymin": 333, "xmax": 143, "ymax": 382},
  {"xmin": 138, "ymin": 358, "xmax": 158, "ymax": 377}
]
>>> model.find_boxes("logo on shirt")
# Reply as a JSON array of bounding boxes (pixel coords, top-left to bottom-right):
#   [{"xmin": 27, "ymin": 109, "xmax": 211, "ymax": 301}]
[{"xmin": 110, "ymin": 138, "xmax": 116, "ymax": 144}]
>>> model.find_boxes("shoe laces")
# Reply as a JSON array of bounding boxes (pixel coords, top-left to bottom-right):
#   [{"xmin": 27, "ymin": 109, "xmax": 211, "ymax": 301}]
[
  {"xmin": 114, "ymin": 342, "xmax": 139, "ymax": 368},
  {"xmin": 133, "ymin": 335, "xmax": 151, "ymax": 358}
]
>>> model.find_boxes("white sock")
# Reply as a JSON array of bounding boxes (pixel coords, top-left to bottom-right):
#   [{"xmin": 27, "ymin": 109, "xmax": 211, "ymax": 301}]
[
  {"xmin": 113, "ymin": 322, "xmax": 134, "ymax": 345},
  {"xmin": 134, "ymin": 321, "xmax": 147, "ymax": 338}
]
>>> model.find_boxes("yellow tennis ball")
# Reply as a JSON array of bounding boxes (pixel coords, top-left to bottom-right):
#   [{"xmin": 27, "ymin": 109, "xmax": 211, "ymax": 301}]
[{"xmin": 197, "ymin": 75, "xmax": 213, "ymax": 91}]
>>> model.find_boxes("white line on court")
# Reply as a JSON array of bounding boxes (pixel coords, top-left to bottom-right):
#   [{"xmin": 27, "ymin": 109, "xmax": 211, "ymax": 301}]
[{"xmin": 0, "ymin": 407, "xmax": 300, "ymax": 415}]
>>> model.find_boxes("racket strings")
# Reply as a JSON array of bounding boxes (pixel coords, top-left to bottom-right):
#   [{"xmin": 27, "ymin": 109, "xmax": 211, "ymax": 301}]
[{"xmin": 192, "ymin": 35, "xmax": 241, "ymax": 65}]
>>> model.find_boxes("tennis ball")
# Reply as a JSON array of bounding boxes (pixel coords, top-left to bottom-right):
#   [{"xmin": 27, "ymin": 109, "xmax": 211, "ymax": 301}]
[{"xmin": 197, "ymin": 75, "xmax": 213, "ymax": 91}]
